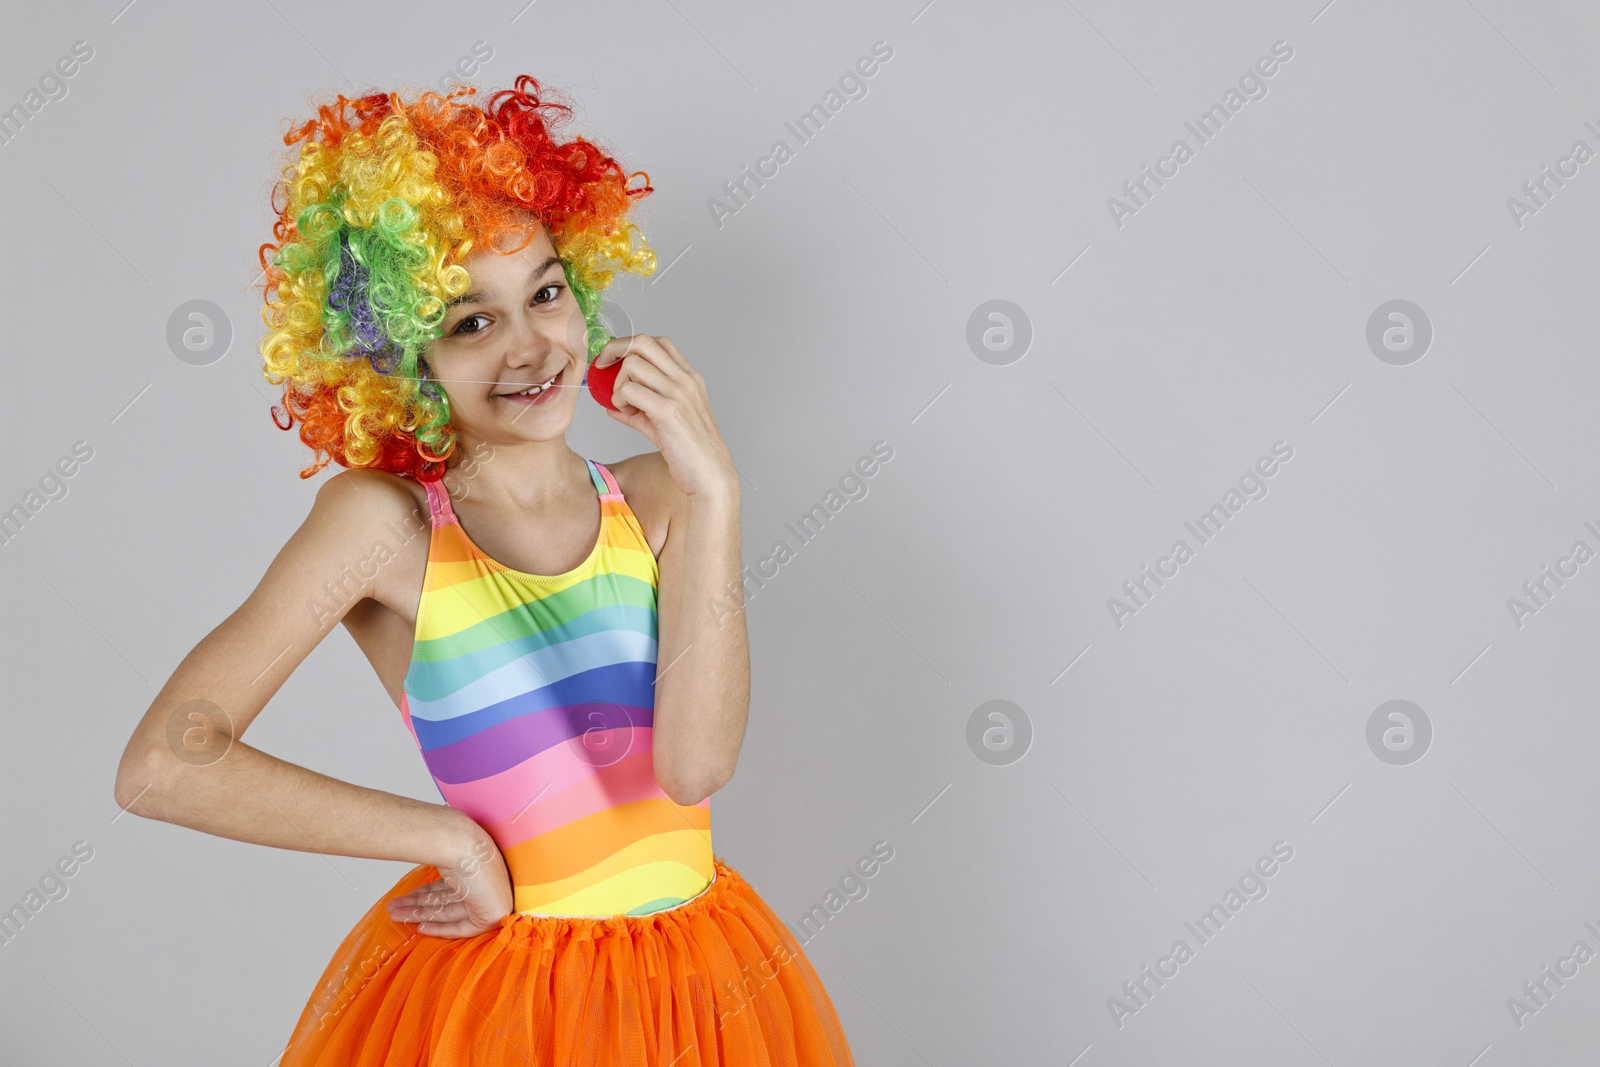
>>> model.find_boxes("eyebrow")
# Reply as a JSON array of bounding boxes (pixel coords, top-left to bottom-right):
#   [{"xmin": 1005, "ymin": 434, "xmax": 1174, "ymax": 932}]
[{"xmin": 446, "ymin": 255, "xmax": 565, "ymax": 310}]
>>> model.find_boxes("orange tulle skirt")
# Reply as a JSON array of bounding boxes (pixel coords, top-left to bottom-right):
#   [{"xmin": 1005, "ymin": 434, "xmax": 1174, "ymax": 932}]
[{"xmin": 278, "ymin": 854, "xmax": 856, "ymax": 1066}]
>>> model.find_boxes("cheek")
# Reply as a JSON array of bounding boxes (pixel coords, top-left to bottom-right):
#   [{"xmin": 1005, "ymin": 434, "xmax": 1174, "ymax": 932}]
[
  {"xmin": 426, "ymin": 346, "xmax": 491, "ymax": 388},
  {"xmin": 560, "ymin": 309, "xmax": 591, "ymax": 354}
]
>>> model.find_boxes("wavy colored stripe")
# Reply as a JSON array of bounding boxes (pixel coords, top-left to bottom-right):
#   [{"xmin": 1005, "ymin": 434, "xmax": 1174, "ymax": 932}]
[
  {"xmin": 413, "ymin": 575, "xmax": 658, "ymax": 653},
  {"xmin": 422, "ymin": 518, "xmax": 659, "ymax": 591},
  {"xmin": 481, "ymin": 747, "xmax": 669, "ymax": 848},
  {"xmin": 417, "ymin": 557, "xmax": 661, "ymax": 617},
  {"xmin": 502, "ymin": 796, "xmax": 712, "ymax": 885},
  {"xmin": 432, "ymin": 727, "xmax": 648, "ymax": 825},
  {"xmin": 424, "ymin": 500, "xmax": 635, "ymax": 565},
  {"xmin": 411, "ymin": 589, "xmax": 657, "ymax": 659},
  {"xmin": 405, "ymin": 603, "xmax": 656, "ymax": 699},
  {"xmin": 520, "ymin": 859, "xmax": 715, "ymax": 916},
  {"xmin": 409, "ymin": 660, "xmax": 658, "ymax": 748},
  {"xmin": 418, "ymin": 699, "xmax": 652, "ymax": 782},
  {"xmin": 510, "ymin": 832, "xmax": 717, "ymax": 914},
  {"xmin": 406, "ymin": 629, "xmax": 657, "ymax": 721}
]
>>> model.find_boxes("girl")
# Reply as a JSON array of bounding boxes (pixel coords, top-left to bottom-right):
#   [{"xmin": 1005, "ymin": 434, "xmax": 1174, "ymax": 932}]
[{"xmin": 113, "ymin": 75, "xmax": 856, "ymax": 1065}]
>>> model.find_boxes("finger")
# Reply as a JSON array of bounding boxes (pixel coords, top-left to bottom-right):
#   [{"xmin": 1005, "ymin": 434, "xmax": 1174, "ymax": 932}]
[
  {"xmin": 612, "ymin": 355, "xmax": 678, "ymax": 404},
  {"xmin": 604, "ymin": 335, "xmax": 683, "ymax": 384},
  {"xmin": 388, "ymin": 879, "xmax": 450, "ymax": 908},
  {"xmin": 591, "ymin": 336, "xmax": 627, "ymax": 368},
  {"xmin": 593, "ymin": 334, "xmax": 652, "ymax": 368},
  {"xmin": 416, "ymin": 917, "xmax": 498, "ymax": 939},
  {"xmin": 394, "ymin": 902, "xmax": 469, "ymax": 927},
  {"xmin": 398, "ymin": 884, "xmax": 468, "ymax": 909},
  {"xmin": 407, "ymin": 878, "xmax": 451, "ymax": 895},
  {"xmin": 602, "ymin": 398, "xmax": 651, "ymax": 433},
  {"xmin": 611, "ymin": 378, "xmax": 679, "ymax": 422},
  {"xmin": 610, "ymin": 378, "xmax": 647, "ymax": 417},
  {"xmin": 391, "ymin": 890, "xmax": 469, "ymax": 916},
  {"xmin": 651, "ymin": 336, "xmax": 696, "ymax": 377},
  {"xmin": 607, "ymin": 357, "xmax": 675, "ymax": 418},
  {"xmin": 420, "ymin": 882, "xmax": 471, "ymax": 911}
]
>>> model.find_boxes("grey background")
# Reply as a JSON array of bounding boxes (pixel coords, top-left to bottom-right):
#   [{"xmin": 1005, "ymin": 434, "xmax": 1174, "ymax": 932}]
[{"xmin": 4, "ymin": 0, "xmax": 1600, "ymax": 1064}]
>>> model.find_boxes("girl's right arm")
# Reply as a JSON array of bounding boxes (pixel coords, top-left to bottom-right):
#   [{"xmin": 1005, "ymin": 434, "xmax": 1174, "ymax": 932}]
[{"xmin": 112, "ymin": 470, "xmax": 491, "ymax": 877}]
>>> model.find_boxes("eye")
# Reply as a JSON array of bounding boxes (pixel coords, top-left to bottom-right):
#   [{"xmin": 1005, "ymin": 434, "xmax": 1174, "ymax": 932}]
[{"xmin": 449, "ymin": 284, "xmax": 565, "ymax": 336}]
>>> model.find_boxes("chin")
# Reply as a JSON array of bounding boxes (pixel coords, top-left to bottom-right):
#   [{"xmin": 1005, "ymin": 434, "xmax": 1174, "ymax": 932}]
[{"xmin": 502, "ymin": 406, "xmax": 575, "ymax": 438}]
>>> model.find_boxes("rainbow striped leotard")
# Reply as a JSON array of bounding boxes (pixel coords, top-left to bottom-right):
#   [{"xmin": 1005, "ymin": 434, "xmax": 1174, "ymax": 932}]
[{"xmin": 400, "ymin": 457, "xmax": 715, "ymax": 917}]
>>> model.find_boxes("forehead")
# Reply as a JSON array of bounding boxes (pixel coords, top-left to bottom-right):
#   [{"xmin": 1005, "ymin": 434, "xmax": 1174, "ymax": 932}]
[
  {"xmin": 469, "ymin": 216, "xmax": 556, "ymax": 265},
  {"xmin": 447, "ymin": 222, "xmax": 563, "ymax": 308}
]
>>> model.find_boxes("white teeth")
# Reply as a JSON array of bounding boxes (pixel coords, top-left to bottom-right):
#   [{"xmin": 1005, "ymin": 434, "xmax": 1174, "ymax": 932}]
[{"xmin": 506, "ymin": 372, "xmax": 559, "ymax": 398}]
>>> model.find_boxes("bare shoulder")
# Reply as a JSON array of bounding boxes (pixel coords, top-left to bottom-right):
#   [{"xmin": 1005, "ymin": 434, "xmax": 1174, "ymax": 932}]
[
  {"xmin": 315, "ymin": 467, "xmax": 428, "ymax": 531},
  {"xmin": 606, "ymin": 451, "xmax": 683, "ymax": 558},
  {"xmin": 309, "ymin": 468, "xmax": 432, "ymax": 610}
]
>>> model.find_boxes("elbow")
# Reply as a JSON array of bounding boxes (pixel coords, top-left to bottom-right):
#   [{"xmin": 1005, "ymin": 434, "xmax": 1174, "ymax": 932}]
[
  {"xmin": 112, "ymin": 770, "xmax": 147, "ymax": 814},
  {"xmin": 663, "ymin": 782, "xmax": 713, "ymax": 807},
  {"xmin": 659, "ymin": 773, "xmax": 706, "ymax": 807},
  {"xmin": 659, "ymin": 764, "xmax": 734, "ymax": 807},
  {"xmin": 113, "ymin": 743, "xmax": 168, "ymax": 815}
]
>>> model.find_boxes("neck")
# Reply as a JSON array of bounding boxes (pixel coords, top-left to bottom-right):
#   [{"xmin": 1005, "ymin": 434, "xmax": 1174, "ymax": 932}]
[{"xmin": 443, "ymin": 434, "xmax": 587, "ymax": 510}]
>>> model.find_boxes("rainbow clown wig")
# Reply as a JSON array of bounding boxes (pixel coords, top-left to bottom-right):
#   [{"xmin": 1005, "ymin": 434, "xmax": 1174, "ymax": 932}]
[{"xmin": 257, "ymin": 75, "xmax": 656, "ymax": 482}]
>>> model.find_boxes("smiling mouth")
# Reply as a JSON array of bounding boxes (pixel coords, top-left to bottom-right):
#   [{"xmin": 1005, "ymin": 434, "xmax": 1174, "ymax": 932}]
[{"xmin": 495, "ymin": 369, "xmax": 562, "ymax": 398}]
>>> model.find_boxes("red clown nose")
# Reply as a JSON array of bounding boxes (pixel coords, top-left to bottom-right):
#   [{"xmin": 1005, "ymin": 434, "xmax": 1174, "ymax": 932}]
[{"xmin": 586, "ymin": 355, "xmax": 622, "ymax": 412}]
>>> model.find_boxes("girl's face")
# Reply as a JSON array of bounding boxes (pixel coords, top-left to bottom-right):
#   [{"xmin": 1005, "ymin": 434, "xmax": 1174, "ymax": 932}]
[{"xmin": 422, "ymin": 221, "xmax": 590, "ymax": 450}]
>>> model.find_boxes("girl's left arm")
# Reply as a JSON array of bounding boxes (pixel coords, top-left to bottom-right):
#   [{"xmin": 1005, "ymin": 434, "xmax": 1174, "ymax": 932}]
[
  {"xmin": 594, "ymin": 334, "xmax": 748, "ymax": 805},
  {"xmin": 652, "ymin": 486, "xmax": 747, "ymax": 804}
]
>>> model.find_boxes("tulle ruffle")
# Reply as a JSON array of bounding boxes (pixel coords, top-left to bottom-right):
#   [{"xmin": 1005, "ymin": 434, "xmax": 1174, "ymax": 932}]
[{"xmin": 279, "ymin": 855, "xmax": 856, "ymax": 1066}]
